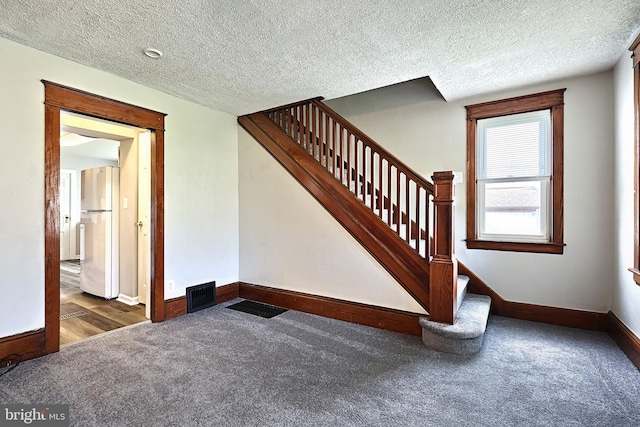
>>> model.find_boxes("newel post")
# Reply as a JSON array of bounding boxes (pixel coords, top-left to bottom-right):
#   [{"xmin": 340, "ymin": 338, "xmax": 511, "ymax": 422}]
[{"xmin": 429, "ymin": 171, "xmax": 458, "ymax": 324}]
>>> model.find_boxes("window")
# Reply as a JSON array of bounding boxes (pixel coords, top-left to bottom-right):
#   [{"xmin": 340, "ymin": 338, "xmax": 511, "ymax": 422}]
[
  {"xmin": 630, "ymin": 34, "xmax": 640, "ymax": 284},
  {"xmin": 465, "ymin": 89, "xmax": 565, "ymax": 254}
]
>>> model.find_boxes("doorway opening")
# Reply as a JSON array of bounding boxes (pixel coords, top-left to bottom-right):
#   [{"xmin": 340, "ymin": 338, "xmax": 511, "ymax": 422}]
[
  {"xmin": 58, "ymin": 112, "xmax": 151, "ymax": 345},
  {"xmin": 43, "ymin": 81, "xmax": 166, "ymax": 355}
]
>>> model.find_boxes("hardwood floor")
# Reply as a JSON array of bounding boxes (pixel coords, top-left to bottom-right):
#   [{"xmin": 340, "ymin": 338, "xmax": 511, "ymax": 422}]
[{"xmin": 60, "ymin": 260, "xmax": 148, "ymax": 346}]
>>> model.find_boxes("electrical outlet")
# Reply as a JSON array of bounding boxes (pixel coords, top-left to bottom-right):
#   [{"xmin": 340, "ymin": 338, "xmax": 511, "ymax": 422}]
[{"xmin": 168, "ymin": 279, "xmax": 175, "ymax": 291}]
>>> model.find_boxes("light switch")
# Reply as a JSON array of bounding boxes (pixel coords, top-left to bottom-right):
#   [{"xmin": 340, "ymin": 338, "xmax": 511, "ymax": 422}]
[{"xmin": 123, "ymin": 198, "xmax": 128, "ymax": 209}]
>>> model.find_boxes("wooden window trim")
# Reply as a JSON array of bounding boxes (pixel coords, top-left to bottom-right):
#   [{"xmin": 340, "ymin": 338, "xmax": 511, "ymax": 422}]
[
  {"xmin": 630, "ymin": 33, "xmax": 640, "ymax": 285},
  {"xmin": 465, "ymin": 89, "xmax": 566, "ymax": 254}
]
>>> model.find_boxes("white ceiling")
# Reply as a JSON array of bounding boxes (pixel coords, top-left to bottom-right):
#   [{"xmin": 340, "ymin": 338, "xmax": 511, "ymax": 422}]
[
  {"xmin": 60, "ymin": 134, "xmax": 120, "ymax": 162},
  {"xmin": 1, "ymin": 1, "xmax": 639, "ymax": 116}
]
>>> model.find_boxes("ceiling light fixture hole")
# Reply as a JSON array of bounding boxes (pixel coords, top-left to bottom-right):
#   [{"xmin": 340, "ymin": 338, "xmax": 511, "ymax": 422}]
[{"xmin": 143, "ymin": 48, "xmax": 163, "ymax": 59}]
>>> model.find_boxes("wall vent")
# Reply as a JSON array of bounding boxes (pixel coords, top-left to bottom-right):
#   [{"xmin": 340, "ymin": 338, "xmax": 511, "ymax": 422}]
[{"xmin": 186, "ymin": 281, "xmax": 217, "ymax": 313}]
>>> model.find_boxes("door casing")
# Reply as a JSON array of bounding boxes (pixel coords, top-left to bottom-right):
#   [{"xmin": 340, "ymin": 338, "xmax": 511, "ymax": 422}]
[{"xmin": 43, "ymin": 81, "xmax": 166, "ymax": 354}]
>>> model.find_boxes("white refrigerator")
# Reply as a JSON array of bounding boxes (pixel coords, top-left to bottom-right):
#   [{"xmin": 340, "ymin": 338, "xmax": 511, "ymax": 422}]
[{"xmin": 80, "ymin": 166, "xmax": 119, "ymax": 299}]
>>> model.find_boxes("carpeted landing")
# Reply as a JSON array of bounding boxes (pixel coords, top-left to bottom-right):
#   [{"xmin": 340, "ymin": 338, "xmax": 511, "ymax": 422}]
[{"xmin": 1, "ymin": 299, "xmax": 639, "ymax": 426}]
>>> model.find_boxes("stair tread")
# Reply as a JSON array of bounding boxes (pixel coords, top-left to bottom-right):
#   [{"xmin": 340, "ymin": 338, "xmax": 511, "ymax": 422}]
[{"xmin": 419, "ymin": 293, "xmax": 491, "ymax": 339}]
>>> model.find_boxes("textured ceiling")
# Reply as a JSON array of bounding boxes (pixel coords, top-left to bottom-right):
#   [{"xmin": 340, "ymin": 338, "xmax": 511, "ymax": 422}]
[{"xmin": 1, "ymin": 1, "xmax": 639, "ymax": 115}]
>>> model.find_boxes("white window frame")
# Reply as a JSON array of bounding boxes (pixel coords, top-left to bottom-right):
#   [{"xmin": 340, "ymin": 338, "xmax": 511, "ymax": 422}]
[{"xmin": 476, "ymin": 110, "xmax": 552, "ymax": 242}]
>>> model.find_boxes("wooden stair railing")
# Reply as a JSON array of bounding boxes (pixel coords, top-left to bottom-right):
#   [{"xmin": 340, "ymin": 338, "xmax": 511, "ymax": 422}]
[
  {"xmin": 315, "ymin": 135, "xmax": 428, "ymax": 241},
  {"xmin": 239, "ymin": 98, "xmax": 458, "ymax": 324}
]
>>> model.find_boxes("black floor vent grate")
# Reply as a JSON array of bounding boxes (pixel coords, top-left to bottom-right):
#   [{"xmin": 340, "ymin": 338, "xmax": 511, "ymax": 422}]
[
  {"xmin": 226, "ymin": 300, "xmax": 288, "ymax": 318},
  {"xmin": 187, "ymin": 281, "xmax": 217, "ymax": 313}
]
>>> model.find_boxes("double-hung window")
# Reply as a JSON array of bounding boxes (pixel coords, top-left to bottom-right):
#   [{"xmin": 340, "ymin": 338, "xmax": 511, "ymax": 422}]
[{"xmin": 466, "ymin": 89, "xmax": 565, "ymax": 254}]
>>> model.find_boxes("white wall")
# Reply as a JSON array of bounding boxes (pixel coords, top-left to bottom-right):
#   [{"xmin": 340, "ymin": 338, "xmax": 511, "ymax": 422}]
[
  {"xmin": 0, "ymin": 37, "xmax": 239, "ymax": 338},
  {"xmin": 612, "ymin": 52, "xmax": 640, "ymax": 337},
  {"xmin": 326, "ymin": 73, "xmax": 615, "ymax": 312},
  {"xmin": 238, "ymin": 128, "xmax": 426, "ymax": 313}
]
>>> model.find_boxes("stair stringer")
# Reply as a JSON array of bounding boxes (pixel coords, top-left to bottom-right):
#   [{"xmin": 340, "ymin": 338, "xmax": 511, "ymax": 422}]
[{"xmin": 239, "ymin": 113, "xmax": 431, "ymax": 311}]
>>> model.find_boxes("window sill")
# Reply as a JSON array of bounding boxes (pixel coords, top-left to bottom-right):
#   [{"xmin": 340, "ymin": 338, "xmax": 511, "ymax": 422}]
[
  {"xmin": 629, "ymin": 268, "xmax": 640, "ymax": 286},
  {"xmin": 466, "ymin": 239, "xmax": 564, "ymax": 254}
]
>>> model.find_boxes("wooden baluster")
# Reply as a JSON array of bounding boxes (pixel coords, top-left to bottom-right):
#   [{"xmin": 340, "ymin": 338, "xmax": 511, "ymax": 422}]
[
  {"xmin": 416, "ymin": 186, "xmax": 420, "ymax": 254},
  {"xmin": 306, "ymin": 103, "xmax": 311, "ymax": 155},
  {"xmin": 318, "ymin": 108, "xmax": 323, "ymax": 164},
  {"xmin": 284, "ymin": 108, "xmax": 288, "ymax": 137},
  {"xmin": 362, "ymin": 145, "xmax": 367, "ymax": 204},
  {"xmin": 324, "ymin": 114, "xmax": 336, "ymax": 177},
  {"xmin": 284, "ymin": 109, "xmax": 289, "ymax": 137},
  {"xmin": 310, "ymin": 104, "xmax": 314, "ymax": 158},
  {"xmin": 347, "ymin": 131, "xmax": 352, "ymax": 190},
  {"xmin": 337, "ymin": 125, "xmax": 342, "ymax": 182},
  {"xmin": 300, "ymin": 104, "xmax": 305, "ymax": 148},
  {"xmin": 289, "ymin": 107, "xmax": 293, "ymax": 139},
  {"xmin": 356, "ymin": 141, "xmax": 361, "ymax": 198},
  {"xmin": 336, "ymin": 125, "xmax": 340, "ymax": 181},
  {"xmin": 297, "ymin": 105, "xmax": 302, "ymax": 143},
  {"xmin": 312, "ymin": 104, "xmax": 317, "ymax": 158},
  {"xmin": 386, "ymin": 160, "xmax": 391, "ymax": 226},
  {"xmin": 363, "ymin": 144, "xmax": 368, "ymax": 202},
  {"xmin": 369, "ymin": 147, "xmax": 374, "ymax": 210},
  {"xmin": 292, "ymin": 107, "xmax": 297, "ymax": 140},
  {"xmin": 356, "ymin": 140, "xmax": 367, "ymax": 202},
  {"xmin": 378, "ymin": 153, "xmax": 383, "ymax": 216},
  {"xmin": 307, "ymin": 104, "xmax": 315, "ymax": 158},
  {"xmin": 396, "ymin": 168, "xmax": 400, "ymax": 234},
  {"xmin": 301, "ymin": 104, "xmax": 306, "ymax": 149},
  {"xmin": 340, "ymin": 127, "xmax": 345, "ymax": 185},
  {"xmin": 405, "ymin": 177, "xmax": 410, "ymax": 244},
  {"xmin": 429, "ymin": 171, "xmax": 457, "ymax": 325}
]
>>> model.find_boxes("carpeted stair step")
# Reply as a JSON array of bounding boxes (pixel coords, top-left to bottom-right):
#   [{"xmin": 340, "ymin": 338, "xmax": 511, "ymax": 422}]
[{"xmin": 419, "ymin": 293, "xmax": 491, "ymax": 355}]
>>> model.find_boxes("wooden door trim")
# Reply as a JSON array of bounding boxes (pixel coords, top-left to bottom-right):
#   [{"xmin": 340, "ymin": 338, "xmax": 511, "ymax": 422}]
[{"xmin": 43, "ymin": 81, "xmax": 166, "ymax": 355}]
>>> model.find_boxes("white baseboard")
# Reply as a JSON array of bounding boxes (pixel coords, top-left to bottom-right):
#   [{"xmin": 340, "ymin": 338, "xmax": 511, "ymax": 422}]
[{"xmin": 117, "ymin": 294, "xmax": 139, "ymax": 306}]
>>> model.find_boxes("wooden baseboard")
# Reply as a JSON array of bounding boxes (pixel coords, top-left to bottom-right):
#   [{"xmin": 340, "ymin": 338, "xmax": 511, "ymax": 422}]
[
  {"xmin": 217, "ymin": 282, "xmax": 240, "ymax": 303},
  {"xmin": 498, "ymin": 301, "xmax": 609, "ymax": 331},
  {"xmin": 459, "ymin": 261, "xmax": 608, "ymax": 331},
  {"xmin": 164, "ymin": 296, "xmax": 187, "ymax": 320},
  {"xmin": 608, "ymin": 312, "xmax": 640, "ymax": 370},
  {"xmin": 0, "ymin": 329, "xmax": 45, "ymax": 365},
  {"xmin": 237, "ymin": 282, "xmax": 422, "ymax": 336}
]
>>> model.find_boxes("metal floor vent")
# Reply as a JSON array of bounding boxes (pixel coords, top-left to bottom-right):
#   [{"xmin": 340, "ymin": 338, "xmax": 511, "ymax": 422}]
[
  {"xmin": 60, "ymin": 311, "xmax": 86, "ymax": 320},
  {"xmin": 187, "ymin": 281, "xmax": 217, "ymax": 313}
]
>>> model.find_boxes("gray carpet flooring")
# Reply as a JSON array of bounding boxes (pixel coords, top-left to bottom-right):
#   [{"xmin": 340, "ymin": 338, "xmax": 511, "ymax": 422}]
[{"xmin": 1, "ymin": 298, "xmax": 639, "ymax": 426}]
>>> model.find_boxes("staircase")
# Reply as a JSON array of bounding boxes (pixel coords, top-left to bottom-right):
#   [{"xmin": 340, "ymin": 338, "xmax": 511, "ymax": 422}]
[{"xmin": 239, "ymin": 97, "xmax": 490, "ymax": 346}]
